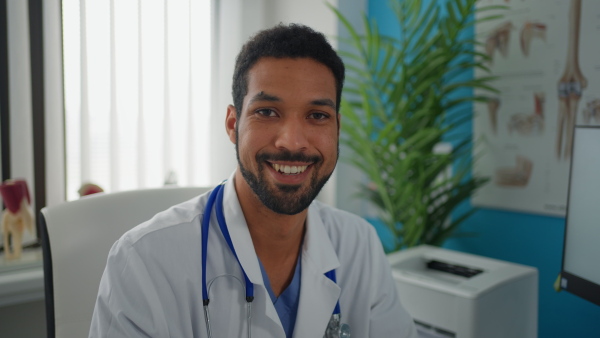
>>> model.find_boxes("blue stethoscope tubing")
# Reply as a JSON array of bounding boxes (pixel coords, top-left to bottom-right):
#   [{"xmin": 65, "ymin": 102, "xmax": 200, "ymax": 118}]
[
  {"xmin": 200, "ymin": 182, "xmax": 343, "ymax": 337},
  {"xmin": 202, "ymin": 183, "xmax": 253, "ymax": 338}
]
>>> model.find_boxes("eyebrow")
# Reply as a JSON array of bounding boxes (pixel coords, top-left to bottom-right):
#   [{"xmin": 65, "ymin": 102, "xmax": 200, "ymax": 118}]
[
  {"xmin": 248, "ymin": 91, "xmax": 336, "ymax": 110},
  {"xmin": 248, "ymin": 91, "xmax": 281, "ymax": 105},
  {"xmin": 310, "ymin": 98, "xmax": 336, "ymax": 110}
]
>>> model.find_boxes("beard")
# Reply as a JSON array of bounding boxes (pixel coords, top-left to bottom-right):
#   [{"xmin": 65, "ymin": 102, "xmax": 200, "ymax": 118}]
[{"xmin": 236, "ymin": 133, "xmax": 337, "ymax": 215}]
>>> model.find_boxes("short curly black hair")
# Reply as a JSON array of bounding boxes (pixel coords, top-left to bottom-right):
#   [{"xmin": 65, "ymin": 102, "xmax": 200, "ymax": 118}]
[{"xmin": 232, "ymin": 23, "xmax": 345, "ymax": 117}]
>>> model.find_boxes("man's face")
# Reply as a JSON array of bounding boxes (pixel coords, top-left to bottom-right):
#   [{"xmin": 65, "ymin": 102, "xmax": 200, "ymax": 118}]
[{"xmin": 226, "ymin": 57, "xmax": 340, "ymax": 215}]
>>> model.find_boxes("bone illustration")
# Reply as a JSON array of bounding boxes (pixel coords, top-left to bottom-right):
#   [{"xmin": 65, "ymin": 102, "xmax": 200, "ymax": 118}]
[
  {"xmin": 485, "ymin": 21, "xmax": 514, "ymax": 64},
  {"xmin": 1, "ymin": 180, "xmax": 34, "ymax": 260},
  {"xmin": 520, "ymin": 21, "xmax": 547, "ymax": 57},
  {"xmin": 583, "ymin": 99, "xmax": 600, "ymax": 124},
  {"xmin": 556, "ymin": 0, "xmax": 587, "ymax": 160},
  {"xmin": 508, "ymin": 92, "xmax": 545, "ymax": 136},
  {"xmin": 495, "ymin": 156, "xmax": 533, "ymax": 187},
  {"xmin": 487, "ymin": 98, "xmax": 501, "ymax": 134}
]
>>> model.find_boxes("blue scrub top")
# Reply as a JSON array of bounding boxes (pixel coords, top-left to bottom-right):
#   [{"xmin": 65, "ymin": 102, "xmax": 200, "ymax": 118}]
[{"xmin": 258, "ymin": 253, "xmax": 302, "ymax": 338}]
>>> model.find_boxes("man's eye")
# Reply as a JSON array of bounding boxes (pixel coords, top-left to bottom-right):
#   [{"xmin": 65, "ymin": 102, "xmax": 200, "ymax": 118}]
[
  {"xmin": 309, "ymin": 112, "xmax": 330, "ymax": 120},
  {"xmin": 256, "ymin": 109, "xmax": 277, "ymax": 117}
]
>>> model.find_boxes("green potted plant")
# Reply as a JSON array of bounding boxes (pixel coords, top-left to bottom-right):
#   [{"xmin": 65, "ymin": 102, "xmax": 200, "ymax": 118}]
[{"xmin": 330, "ymin": 0, "xmax": 504, "ymax": 252}]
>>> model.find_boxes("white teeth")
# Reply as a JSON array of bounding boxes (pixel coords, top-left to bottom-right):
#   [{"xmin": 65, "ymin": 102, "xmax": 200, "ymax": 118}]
[{"xmin": 271, "ymin": 163, "xmax": 308, "ymax": 175}]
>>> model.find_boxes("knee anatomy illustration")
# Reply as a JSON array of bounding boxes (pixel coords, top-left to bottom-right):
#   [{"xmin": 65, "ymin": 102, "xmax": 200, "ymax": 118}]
[
  {"xmin": 495, "ymin": 156, "xmax": 533, "ymax": 187},
  {"xmin": 520, "ymin": 21, "xmax": 546, "ymax": 57},
  {"xmin": 487, "ymin": 98, "xmax": 501, "ymax": 134},
  {"xmin": 486, "ymin": 20, "xmax": 550, "ymax": 61},
  {"xmin": 508, "ymin": 92, "xmax": 545, "ymax": 136},
  {"xmin": 1, "ymin": 180, "xmax": 34, "ymax": 260},
  {"xmin": 556, "ymin": 0, "xmax": 587, "ymax": 160},
  {"xmin": 583, "ymin": 99, "xmax": 600, "ymax": 124},
  {"xmin": 485, "ymin": 21, "xmax": 514, "ymax": 63}
]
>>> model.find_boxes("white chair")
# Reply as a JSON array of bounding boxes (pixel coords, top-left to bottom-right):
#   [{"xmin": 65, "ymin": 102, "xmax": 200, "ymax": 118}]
[{"xmin": 40, "ymin": 186, "xmax": 209, "ymax": 338}]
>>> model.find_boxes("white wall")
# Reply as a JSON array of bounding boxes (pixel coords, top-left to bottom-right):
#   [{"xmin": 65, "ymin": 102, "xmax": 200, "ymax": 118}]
[
  {"xmin": 267, "ymin": 0, "xmax": 338, "ymax": 33},
  {"xmin": 7, "ymin": 0, "xmax": 36, "ymax": 211},
  {"xmin": 4, "ymin": 0, "xmax": 65, "ymax": 213},
  {"xmin": 334, "ymin": 0, "xmax": 370, "ymax": 216},
  {"xmin": 43, "ymin": 0, "xmax": 66, "ymax": 208},
  {"xmin": 5, "ymin": 0, "xmax": 38, "ymax": 249}
]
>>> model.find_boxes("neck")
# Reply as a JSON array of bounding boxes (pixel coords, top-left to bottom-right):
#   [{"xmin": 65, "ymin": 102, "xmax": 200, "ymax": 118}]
[
  {"xmin": 233, "ymin": 170, "xmax": 307, "ymax": 259},
  {"xmin": 233, "ymin": 169, "xmax": 307, "ymax": 296}
]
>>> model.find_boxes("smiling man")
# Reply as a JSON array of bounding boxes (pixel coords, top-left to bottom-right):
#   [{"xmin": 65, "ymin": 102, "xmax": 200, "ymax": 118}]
[{"xmin": 90, "ymin": 24, "xmax": 417, "ymax": 338}]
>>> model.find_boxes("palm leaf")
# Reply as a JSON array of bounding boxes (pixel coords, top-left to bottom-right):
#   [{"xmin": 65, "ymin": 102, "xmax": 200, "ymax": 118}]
[{"xmin": 333, "ymin": 0, "xmax": 503, "ymax": 251}]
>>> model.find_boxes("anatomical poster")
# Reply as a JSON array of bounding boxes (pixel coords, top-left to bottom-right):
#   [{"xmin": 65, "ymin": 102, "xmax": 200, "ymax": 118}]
[{"xmin": 472, "ymin": 0, "xmax": 600, "ymax": 216}]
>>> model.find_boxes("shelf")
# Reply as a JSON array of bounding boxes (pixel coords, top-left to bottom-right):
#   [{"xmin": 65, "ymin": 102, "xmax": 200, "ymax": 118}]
[{"xmin": 0, "ymin": 249, "xmax": 44, "ymax": 307}]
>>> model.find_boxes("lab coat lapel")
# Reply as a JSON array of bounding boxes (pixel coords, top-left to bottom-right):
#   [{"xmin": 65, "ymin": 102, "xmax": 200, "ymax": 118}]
[
  {"xmin": 221, "ymin": 178, "xmax": 283, "ymax": 332},
  {"xmin": 221, "ymin": 178, "xmax": 262, "ymax": 283},
  {"xmin": 293, "ymin": 203, "xmax": 341, "ymax": 338}
]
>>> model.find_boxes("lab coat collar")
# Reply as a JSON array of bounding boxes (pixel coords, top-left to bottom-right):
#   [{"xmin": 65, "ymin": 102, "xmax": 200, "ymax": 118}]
[
  {"xmin": 221, "ymin": 173, "xmax": 341, "ymax": 336},
  {"xmin": 221, "ymin": 175, "xmax": 262, "ymax": 284},
  {"xmin": 294, "ymin": 202, "xmax": 341, "ymax": 337},
  {"xmin": 303, "ymin": 201, "xmax": 340, "ymax": 273}
]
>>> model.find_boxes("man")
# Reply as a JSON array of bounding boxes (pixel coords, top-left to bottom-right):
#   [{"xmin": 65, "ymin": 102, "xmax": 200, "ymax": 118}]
[{"xmin": 90, "ymin": 24, "xmax": 417, "ymax": 338}]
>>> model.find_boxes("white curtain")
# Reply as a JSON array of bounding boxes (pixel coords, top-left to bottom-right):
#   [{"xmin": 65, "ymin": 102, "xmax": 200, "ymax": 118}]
[{"xmin": 63, "ymin": 0, "xmax": 212, "ymax": 200}]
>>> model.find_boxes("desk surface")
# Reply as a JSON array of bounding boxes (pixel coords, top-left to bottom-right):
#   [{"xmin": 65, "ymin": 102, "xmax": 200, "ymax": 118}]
[{"xmin": 0, "ymin": 249, "xmax": 44, "ymax": 307}]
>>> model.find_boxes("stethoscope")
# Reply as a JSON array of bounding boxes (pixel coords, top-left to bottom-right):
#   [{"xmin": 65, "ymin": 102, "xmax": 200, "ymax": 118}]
[{"xmin": 201, "ymin": 182, "xmax": 350, "ymax": 338}]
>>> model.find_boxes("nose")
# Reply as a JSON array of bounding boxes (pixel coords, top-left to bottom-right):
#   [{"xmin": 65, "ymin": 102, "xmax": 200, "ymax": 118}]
[{"xmin": 274, "ymin": 118, "xmax": 309, "ymax": 152}]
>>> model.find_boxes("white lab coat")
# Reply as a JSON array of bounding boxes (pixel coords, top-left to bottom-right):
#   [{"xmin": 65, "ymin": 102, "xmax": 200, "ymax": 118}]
[{"xmin": 89, "ymin": 177, "xmax": 417, "ymax": 338}]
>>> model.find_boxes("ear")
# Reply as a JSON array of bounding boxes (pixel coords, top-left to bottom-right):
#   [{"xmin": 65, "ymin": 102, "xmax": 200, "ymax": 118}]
[
  {"xmin": 336, "ymin": 112, "xmax": 341, "ymax": 138},
  {"xmin": 226, "ymin": 105, "xmax": 238, "ymax": 144}
]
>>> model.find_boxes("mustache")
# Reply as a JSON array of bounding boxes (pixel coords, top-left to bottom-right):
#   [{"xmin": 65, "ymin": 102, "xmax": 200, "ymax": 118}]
[{"xmin": 256, "ymin": 150, "xmax": 322, "ymax": 164}]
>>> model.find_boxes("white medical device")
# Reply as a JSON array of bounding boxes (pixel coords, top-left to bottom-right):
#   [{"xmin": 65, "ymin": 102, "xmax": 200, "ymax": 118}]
[{"xmin": 388, "ymin": 245, "xmax": 538, "ymax": 338}]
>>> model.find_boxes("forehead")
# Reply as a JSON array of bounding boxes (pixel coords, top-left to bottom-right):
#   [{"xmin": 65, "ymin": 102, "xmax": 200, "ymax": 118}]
[{"xmin": 243, "ymin": 57, "xmax": 336, "ymax": 106}]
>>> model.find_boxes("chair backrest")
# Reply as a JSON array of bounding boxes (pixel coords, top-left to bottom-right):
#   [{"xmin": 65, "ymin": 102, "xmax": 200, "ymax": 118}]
[{"xmin": 40, "ymin": 186, "xmax": 209, "ymax": 338}]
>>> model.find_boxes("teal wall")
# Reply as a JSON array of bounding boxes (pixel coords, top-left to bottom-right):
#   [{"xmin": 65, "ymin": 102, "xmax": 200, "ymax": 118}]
[{"xmin": 368, "ymin": 1, "xmax": 600, "ymax": 337}]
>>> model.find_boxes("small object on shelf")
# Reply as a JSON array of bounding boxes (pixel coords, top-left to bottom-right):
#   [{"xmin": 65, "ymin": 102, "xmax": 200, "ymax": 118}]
[
  {"xmin": 78, "ymin": 183, "xmax": 104, "ymax": 197},
  {"xmin": 0, "ymin": 179, "xmax": 34, "ymax": 260}
]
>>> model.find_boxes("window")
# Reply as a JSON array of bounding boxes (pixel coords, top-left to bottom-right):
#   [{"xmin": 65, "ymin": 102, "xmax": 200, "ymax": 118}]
[{"xmin": 62, "ymin": 0, "xmax": 211, "ymax": 200}]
